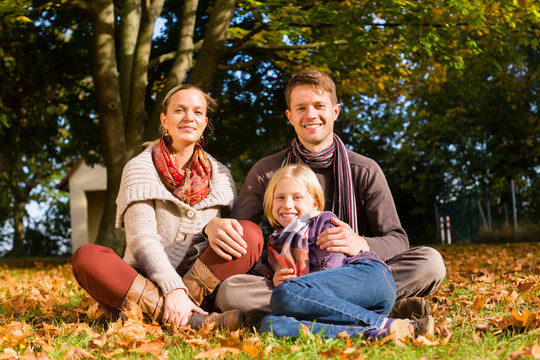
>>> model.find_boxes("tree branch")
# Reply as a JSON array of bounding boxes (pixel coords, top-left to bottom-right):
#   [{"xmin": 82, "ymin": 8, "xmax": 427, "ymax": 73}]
[
  {"xmin": 217, "ymin": 59, "xmax": 257, "ymax": 71},
  {"xmin": 237, "ymin": 39, "xmax": 348, "ymax": 53},
  {"xmin": 227, "ymin": 23, "xmax": 269, "ymax": 54},
  {"xmin": 31, "ymin": 0, "xmax": 90, "ymax": 12},
  {"xmin": 284, "ymin": 21, "xmax": 470, "ymax": 28},
  {"xmin": 148, "ymin": 40, "xmax": 202, "ymax": 69}
]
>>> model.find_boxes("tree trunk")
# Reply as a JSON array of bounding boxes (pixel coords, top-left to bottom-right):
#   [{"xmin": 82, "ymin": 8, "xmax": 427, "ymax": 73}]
[
  {"xmin": 145, "ymin": 0, "xmax": 200, "ymax": 140},
  {"xmin": 89, "ymin": 0, "xmax": 238, "ymax": 255},
  {"xmin": 118, "ymin": 0, "xmax": 141, "ymax": 120},
  {"xmin": 90, "ymin": 0, "xmax": 129, "ymax": 255},
  {"xmin": 10, "ymin": 199, "xmax": 26, "ymax": 256},
  {"xmin": 125, "ymin": 0, "xmax": 164, "ymax": 159},
  {"xmin": 145, "ymin": 0, "xmax": 237, "ymax": 139},
  {"xmin": 187, "ymin": 0, "xmax": 237, "ymax": 91}
]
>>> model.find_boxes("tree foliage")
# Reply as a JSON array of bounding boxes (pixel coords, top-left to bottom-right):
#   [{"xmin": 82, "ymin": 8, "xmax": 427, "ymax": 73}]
[
  {"xmin": 0, "ymin": 4, "xmax": 89, "ymax": 255},
  {"xmin": 7, "ymin": 0, "xmax": 540, "ymax": 252}
]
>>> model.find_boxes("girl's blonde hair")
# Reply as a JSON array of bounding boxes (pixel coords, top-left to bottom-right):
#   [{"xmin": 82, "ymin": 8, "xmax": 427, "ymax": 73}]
[{"xmin": 263, "ymin": 164, "xmax": 325, "ymax": 228}]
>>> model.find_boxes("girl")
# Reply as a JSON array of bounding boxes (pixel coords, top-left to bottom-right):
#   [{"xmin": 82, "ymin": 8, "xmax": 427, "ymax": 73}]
[{"xmin": 258, "ymin": 164, "xmax": 434, "ymax": 342}]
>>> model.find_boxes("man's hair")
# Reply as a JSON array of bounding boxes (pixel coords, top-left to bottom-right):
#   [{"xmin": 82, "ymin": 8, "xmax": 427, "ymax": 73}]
[
  {"xmin": 263, "ymin": 164, "xmax": 325, "ymax": 228},
  {"xmin": 285, "ymin": 69, "xmax": 338, "ymax": 109}
]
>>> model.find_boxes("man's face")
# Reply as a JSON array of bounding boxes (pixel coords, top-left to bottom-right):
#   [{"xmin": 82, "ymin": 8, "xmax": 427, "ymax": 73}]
[{"xmin": 286, "ymin": 85, "xmax": 340, "ymax": 153}]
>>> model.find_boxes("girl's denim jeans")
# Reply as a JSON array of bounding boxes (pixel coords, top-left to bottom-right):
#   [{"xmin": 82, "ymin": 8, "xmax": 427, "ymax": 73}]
[{"xmin": 260, "ymin": 259, "xmax": 396, "ymax": 337}]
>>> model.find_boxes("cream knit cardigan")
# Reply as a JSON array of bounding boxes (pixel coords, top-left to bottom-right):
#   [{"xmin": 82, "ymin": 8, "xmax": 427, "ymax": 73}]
[{"xmin": 115, "ymin": 146, "xmax": 236, "ymax": 295}]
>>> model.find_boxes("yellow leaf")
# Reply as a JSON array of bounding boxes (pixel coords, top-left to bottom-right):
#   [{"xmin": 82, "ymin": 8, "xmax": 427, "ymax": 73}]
[{"xmin": 15, "ymin": 16, "xmax": 32, "ymax": 23}]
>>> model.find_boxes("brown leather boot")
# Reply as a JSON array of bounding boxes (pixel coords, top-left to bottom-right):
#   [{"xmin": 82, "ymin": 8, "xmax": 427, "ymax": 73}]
[
  {"xmin": 189, "ymin": 309, "xmax": 244, "ymax": 330},
  {"xmin": 124, "ymin": 274, "xmax": 164, "ymax": 323},
  {"xmin": 388, "ymin": 297, "xmax": 430, "ymax": 319},
  {"xmin": 182, "ymin": 258, "xmax": 220, "ymax": 306}
]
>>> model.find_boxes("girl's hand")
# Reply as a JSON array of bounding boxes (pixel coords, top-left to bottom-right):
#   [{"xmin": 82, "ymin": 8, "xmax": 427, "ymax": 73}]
[
  {"xmin": 162, "ymin": 289, "xmax": 207, "ymax": 327},
  {"xmin": 273, "ymin": 268, "xmax": 297, "ymax": 287}
]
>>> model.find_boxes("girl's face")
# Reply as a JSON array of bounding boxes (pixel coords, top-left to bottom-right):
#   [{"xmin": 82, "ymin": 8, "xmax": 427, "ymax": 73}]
[
  {"xmin": 272, "ymin": 177, "xmax": 319, "ymax": 228},
  {"xmin": 160, "ymin": 88, "xmax": 208, "ymax": 152}
]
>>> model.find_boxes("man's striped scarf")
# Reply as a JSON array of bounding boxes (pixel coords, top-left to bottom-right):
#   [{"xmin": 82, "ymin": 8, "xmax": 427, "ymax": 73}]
[{"xmin": 282, "ymin": 134, "xmax": 358, "ymax": 233}]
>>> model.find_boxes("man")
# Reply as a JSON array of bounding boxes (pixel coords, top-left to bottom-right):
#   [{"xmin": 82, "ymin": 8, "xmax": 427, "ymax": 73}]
[{"xmin": 204, "ymin": 69, "xmax": 446, "ymax": 318}]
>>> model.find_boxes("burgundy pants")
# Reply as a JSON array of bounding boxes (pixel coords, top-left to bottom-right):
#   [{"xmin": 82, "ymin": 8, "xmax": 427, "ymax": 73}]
[{"xmin": 71, "ymin": 220, "xmax": 263, "ymax": 310}]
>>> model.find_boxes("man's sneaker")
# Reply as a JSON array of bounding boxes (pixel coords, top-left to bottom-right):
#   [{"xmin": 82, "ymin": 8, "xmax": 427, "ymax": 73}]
[{"xmin": 388, "ymin": 297, "xmax": 429, "ymax": 319}]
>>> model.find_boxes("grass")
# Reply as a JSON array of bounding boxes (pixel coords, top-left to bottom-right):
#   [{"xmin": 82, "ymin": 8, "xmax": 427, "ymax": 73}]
[{"xmin": 0, "ymin": 242, "xmax": 538, "ymax": 359}]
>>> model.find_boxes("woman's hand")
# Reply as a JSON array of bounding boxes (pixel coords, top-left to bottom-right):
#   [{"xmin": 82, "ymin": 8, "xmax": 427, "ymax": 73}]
[
  {"xmin": 204, "ymin": 218, "xmax": 247, "ymax": 260},
  {"xmin": 316, "ymin": 217, "xmax": 369, "ymax": 256},
  {"xmin": 162, "ymin": 289, "xmax": 207, "ymax": 327},
  {"xmin": 273, "ymin": 268, "xmax": 297, "ymax": 287}
]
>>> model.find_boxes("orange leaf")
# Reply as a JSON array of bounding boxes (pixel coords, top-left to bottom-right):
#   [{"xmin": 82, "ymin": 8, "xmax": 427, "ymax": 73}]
[
  {"xmin": 507, "ymin": 310, "xmax": 536, "ymax": 329},
  {"xmin": 241, "ymin": 336, "xmax": 261, "ymax": 357},
  {"xmin": 0, "ymin": 348, "xmax": 18, "ymax": 359},
  {"xmin": 36, "ymin": 323, "xmax": 62, "ymax": 337},
  {"xmin": 34, "ymin": 335, "xmax": 55, "ymax": 353},
  {"xmin": 194, "ymin": 347, "xmax": 241, "ymax": 359},
  {"xmin": 299, "ymin": 323, "xmax": 311, "ymax": 337},
  {"xmin": 73, "ymin": 323, "xmax": 98, "ymax": 338},
  {"xmin": 471, "ymin": 294, "xmax": 487, "ymax": 313},
  {"xmin": 0, "ymin": 321, "xmax": 32, "ymax": 347},
  {"xmin": 100, "ymin": 348, "xmax": 124, "ymax": 359},
  {"xmin": 184, "ymin": 338, "xmax": 208, "ymax": 346},
  {"xmin": 62, "ymin": 346, "xmax": 95, "ymax": 360},
  {"xmin": 517, "ymin": 282, "xmax": 535, "ymax": 293},
  {"xmin": 89, "ymin": 334, "xmax": 109, "ymax": 348},
  {"xmin": 117, "ymin": 323, "xmax": 148, "ymax": 340},
  {"xmin": 414, "ymin": 335, "xmax": 439, "ymax": 346},
  {"xmin": 129, "ymin": 340, "xmax": 166, "ymax": 354},
  {"xmin": 507, "ymin": 343, "xmax": 540, "ymax": 360}
]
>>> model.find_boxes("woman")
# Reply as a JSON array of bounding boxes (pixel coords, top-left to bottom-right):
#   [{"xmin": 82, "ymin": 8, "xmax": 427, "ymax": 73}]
[{"xmin": 72, "ymin": 84, "xmax": 264, "ymax": 330}]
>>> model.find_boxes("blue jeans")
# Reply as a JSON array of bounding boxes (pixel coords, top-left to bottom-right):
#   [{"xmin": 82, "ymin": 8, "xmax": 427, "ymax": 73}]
[{"xmin": 260, "ymin": 259, "xmax": 396, "ymax": 338}]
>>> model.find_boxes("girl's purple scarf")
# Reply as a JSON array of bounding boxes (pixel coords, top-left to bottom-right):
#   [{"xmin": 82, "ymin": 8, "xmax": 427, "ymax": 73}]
[{"xmin": 267, "ymin": 212, "xmax": 320, "ymax": 277}]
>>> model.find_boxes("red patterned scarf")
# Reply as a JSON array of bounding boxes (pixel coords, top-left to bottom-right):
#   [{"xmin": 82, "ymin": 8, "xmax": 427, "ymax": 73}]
[{"xmin": 152, "ymin": 137, "xmax": 211, "ymax": 206}]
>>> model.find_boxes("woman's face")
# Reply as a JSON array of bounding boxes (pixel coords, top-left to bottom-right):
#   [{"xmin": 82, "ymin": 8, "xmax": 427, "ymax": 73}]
[{"xmin": 160, "ymin": 88, "xmax": 208, "ymax": 152}]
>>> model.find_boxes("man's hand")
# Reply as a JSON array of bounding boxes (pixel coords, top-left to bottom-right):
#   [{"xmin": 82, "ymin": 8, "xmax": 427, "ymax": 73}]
[
  {"xmin": 204, "ymin": 218, "xmax": 247, "ymax": 261},
  {"xmin": 273, "ymin": 268, "xmax": 297, "ymax": 287},
  {"xmin": 162, "ymin": 288, "xmax": 206, "ymax": 327},
  {"xmin": 316, "ymin": 217, "xmax": 369, "ymax": 256}
]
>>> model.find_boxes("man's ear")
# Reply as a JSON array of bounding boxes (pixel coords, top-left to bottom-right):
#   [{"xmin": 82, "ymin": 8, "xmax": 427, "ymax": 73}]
[
  {"xmin": 333, "ymin": 103, "xmax": 341, "ymax": 120},
  {"xmin": 286, "ymin": 109, "xmax": 292, "ymax": 124}
]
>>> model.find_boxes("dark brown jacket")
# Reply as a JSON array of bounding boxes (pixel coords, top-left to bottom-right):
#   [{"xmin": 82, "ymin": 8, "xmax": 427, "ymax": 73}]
[{"xmin": 230, "ymin": 148, "xmax": 409, "ymax": 260}]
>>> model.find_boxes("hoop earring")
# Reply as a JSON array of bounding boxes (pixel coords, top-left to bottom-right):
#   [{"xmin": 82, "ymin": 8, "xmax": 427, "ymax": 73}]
[
  {"xmin": 199, "ymin": 134, "xmax": 206, "ymax": 147},
  {"xmin": 164, "ymin": 130, "xmax": 173, "ymax": 145}
]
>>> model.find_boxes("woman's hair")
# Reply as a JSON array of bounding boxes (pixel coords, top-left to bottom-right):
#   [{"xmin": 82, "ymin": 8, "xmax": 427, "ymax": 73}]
[
  {"xmin": 144, "ymin": 84, "xmax": 217, "ymax": 147},
  {"xmin": 161, "ymin": 84, "xmax": 218, "ymax": 114},
  {"xmin": 263, "ymin": 164, "xmax": 325, "ymax": 228},
  {"xmin": 285, "ymin": 69, "xmax": 338, "ymax": 110}
]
